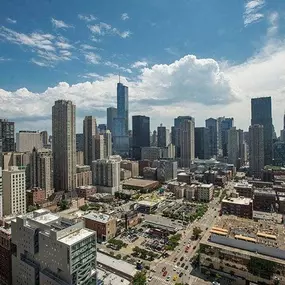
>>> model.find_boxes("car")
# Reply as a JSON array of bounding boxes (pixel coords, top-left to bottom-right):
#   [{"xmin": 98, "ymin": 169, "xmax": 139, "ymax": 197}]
[
  {"xmin": 174, "ymin": 257, "xmax": 178, "ymax": 262},
  {"xmin": 148, "ymin": 277, "xmax": 153, "ymax": 282},
  {"xmin": 163, "ymin": 271, "xmax": 167, "ymax": 277},
  {"xmin": 166, "ymin": 276, "xmax": 171, "ymax": 281},
  {"xmin": 179, "ymin": 272, "xmax": 183, "ymax": 277},
  {"xmin": 173, "ymin": 267, "xmax": 176, "ymax": 271},
  {"xmin": 180, "ymin": 256, "xmax": 184, "ymax": 261},
  {"xmin": 177, "ymin": 262, "xmax": 180, "ymax": 266},
  {"xmin": 162, "ymin": 267, "xmax": 166, "ymax": 272},
  {"xmin": 185, "ymin": 265, "xmax": 189, "ymax": 270},
  {"xmin": 181, "ymin": 263, "xmax": 185, "ymax": 268},
  {"xmin": 193, "ymin": 246, "xmax": 196, "ymax": 249}
]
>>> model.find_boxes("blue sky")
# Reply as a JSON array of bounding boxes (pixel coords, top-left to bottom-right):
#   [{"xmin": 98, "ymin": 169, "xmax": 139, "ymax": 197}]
[{"xmin": 1, "ymin": 0, "xmax": 285, "ymax": 133}]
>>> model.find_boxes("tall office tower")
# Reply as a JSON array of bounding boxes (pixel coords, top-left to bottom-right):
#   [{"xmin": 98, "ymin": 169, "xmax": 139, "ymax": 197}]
[
  {"xmin": 179, "ymin": 117, "xmax": 195, "ymax": 167},
  {"xmin": 0, "ymin": 167, "xmax": 2, "ymax": 217},
  {"xmin": 251, "ymin": 97, "xmax": 273, "ymax": 165},
  {"xmin": 0, "ymin": 139, "xmax": 2, "ymax": 169},
  {"xmin": 92, "ymin": 159, "xmax": 121, "ymax": 194},
  {"xmin": 93, "ymin": 134, "xmax": 105, "ymax": 160},
  {"xmin": 98, "ymin": 124, "xmax": 107, "ymax": 134},
  {"xmin": 0, "ymin": 119, "xmax": 15, "ymax": 152},
  {"xmin": 107, "ymin": 107, "xmax": 117, "ymax": 134},
  {"xmin": 76, "ymin": 133, "xmax": 84, "ymax": 151},
  {"xmin": 157, "ymin": 124, "xmax": 168, "ymax": 147},
  {"xmin": 237, "ymin": 129, "xmax": 247, "ymax": 168},
  {"xmin": 273, "ymin": 141, "xmax": 285, "ymax": 166},
  {"xmin": 30, "ymin": 147, "xmax": 53, "ymax": 198},
  {"xmin": 113, "ymin": 82, "xmax": 129, "ymax": 157},
  {"xmin": 174, "ymin": 116, "xmax": 194, "ymax": 158},
  {"xmin": 205, "ymin": 118, "xmax": 218, "ymax": 157},
  {"xmin": 40, "ymin": 130, "xmax": 48, "ymax": 145},
  {"xmin": 249, "ymin": 125, "xmax": 264, "ymax": 178},
  {"xmin": 195, "ymin": 127, "xmax": 210, "ymax": 159},
  {"xmin": 104, "ymin": 130, "xmax": 112, "ymax": 158},
  {"xmin": 3, "ymin": 166, "xmax": 26, "ymax": 215},
  {"xmin": 11, "ymin": 209, "xmax": 97, "ymax": 285},
  {"xmin": 83, "ymin": 116, "xmax": 97, "ymax": 166},
  {"xmin": 52, "ymin": 100, "xmax": 76, "ymax": 192},
  {"xmin": 150, "ymin": 130, "xmax": 157, "ymax": 147},
  {"xmin": 16, "ymin": 130, "xmax": 43, "ymax": 152},
  {"xmin": 171, "ymin": 126, "xmax": 176, "ymax": 145},
  {"xmin": 217, "ymin": 117, "xmax": 234, "ymax": 157},
  {"xmin": 227, "ymin": 127, "xmax": 239, "ymax": 166},
  {"xmin": 132, "ymin": 115, "xmax": 150, "ymax": 160}
]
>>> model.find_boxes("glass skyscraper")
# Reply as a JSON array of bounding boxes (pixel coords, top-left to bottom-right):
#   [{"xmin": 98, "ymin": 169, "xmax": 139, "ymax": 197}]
[{"xmin": 251, "ymin": 97, "xmax": 273, "ymax": 166}]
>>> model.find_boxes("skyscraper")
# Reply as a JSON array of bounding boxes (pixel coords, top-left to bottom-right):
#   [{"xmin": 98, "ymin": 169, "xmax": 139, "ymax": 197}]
[
  {"xmin": 195, "ymin": 127, "xmax": 210, "ymax": 159},
  {"xmin": 0, "ymin": 119, "xmax": 15, "ymax": 152},
  {"xmin": 107, "ymin": 107, "xmax": 117, "ymax": 134},
  {"xmin": 217, "ymin": 117, "xmax": 234, "ymax": 157},
  {"xmin": 16, "ymin": 130, "xmax": 42, "ymax": 152},
  {"xmin": 249, "ymin": 124, "xmax": 264, "ymax": 178},
  {"xmin": 205, "ymin": 118, "xmax": 218, "ymax": 157},
  {"xmin": 93, "ymin": 134, "xmax": 105, "ymax": 160},
  {"xmin": 113, "ymin": 82, "xmax": 129, "ymax": 157},
  {"xmin": 104, "ymin": 130, "xmax": 112, "ymax": 158},
  {"xmin": 157, "ymin": 124, "xmax": 169, "ymax": 147},
  {"xmin": 83, "ymin": 116, "xmax": 97, "ymax": 166},
  {"xmin": 132, "ymin": 115, "xmax": 150, "ymax": 160},
  {"xmin": 52, "ymin": 100, "xmax": 76, "ymax": 191},
  {"xmin": 179, "ymin": 117, "xmax": 195, "ymax": 167},
  {"xmin": 0, "ymin": 167, "xmax": 2, "ymax": 217},
  {"xmin": 251, "ymin": 97, "xmax": 273, "ymax": 165},
  {"xmin": 227, "ymin": 127, "xmax": 239, "ymax": 166},
  {"xmin": 40, "ymin": 130, "xmax": 48, "ymax": 146}
]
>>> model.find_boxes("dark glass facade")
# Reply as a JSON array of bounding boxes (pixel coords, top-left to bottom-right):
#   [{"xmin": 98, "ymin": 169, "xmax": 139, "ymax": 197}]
[
  {"xmin": 195, "ymin": 127, "xmax": 210, "ymax": 159},
  {"xmin": 205, "ymin": 118, "xmax": 217, "ymax": 157}
]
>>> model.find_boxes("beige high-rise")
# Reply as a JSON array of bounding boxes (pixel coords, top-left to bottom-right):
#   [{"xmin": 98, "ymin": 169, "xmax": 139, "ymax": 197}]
[
  {"xmin": 52, "ymin": 100, "xmax": 76, "ymax": 191},
  {"xmin": 83, "ymin": 116, "xmax": 97, "ymax": 166}
]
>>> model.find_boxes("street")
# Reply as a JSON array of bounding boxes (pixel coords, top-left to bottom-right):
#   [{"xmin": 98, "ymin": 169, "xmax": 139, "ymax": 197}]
[{"xmin": 148, "ymin": 196, "xmax": 221, "ymax": 285}]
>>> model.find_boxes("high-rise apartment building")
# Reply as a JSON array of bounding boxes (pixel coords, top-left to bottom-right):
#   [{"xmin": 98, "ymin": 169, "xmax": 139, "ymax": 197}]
[
  {"xmin": 113, "ymin": 82, "xmax": 129, "ymax": 157},
  {"xmin": 92, "ymin": 159, "xmax": 121, "ymax": 194},
  {"xmin": 3, "ymin": 166, "xmax": 26, "ymax": 215},
  {"xmin": 195, "ymin": 127, "xmax": 210, "ymax": 159},
  {"xmin": 103, "ymin": 130, "xmax": 112, "ymax": 158},
  {"xmin": 132, "ymin": 115, "xmax": 150, "ymax": 160},
  {"xmin": 93, "ymin": 134, "xmax": 105, "ymax": 160},
  {"xmin": 249, "ymin": 125, "xmax": 264, "ymax": 178},
  {"xmin": 52, "ymin": 100, "xmax": 76, "ymax": 192},
  {"xmin": 83, "ymin": 116, "xmax": 97, "ymax": 166},
  {"xmin": 217, "ymin": 117, "xmax": 234, "ymax": 157},
  {"xmin": 237, "ymin": 129, "xmax": 247, "ymax": 168},
  {"xmin": 150, "ymin": 130, "xmax": 157, "ymax": 147},
  {"xmin": 179, "ymin": 117, "xmax": 195, "ymax": 167},
  {"xmin": 30, "ymin": 148, "xmax": 53, "ymax": 198},
  {"xmin": 0, "ymin": 167, "xmax": 2, "ymax": 217},
  {"xmin": 205, "ymin": 118, "xmax": 218, "ymax": 157},
  {"xmin": 227, "ymin": 127, "xmax": 239, "ymax": 166},
  {"xmin": 157, "ymin": 124, "xmax": 169, "ymax": 148},
  {"xmin": 11, "ymin": 209, "xmax": 97, "ymax": 285},
  {"xmin": 76, "ymin": 133, "xmax": 84, "ymax": 152},
  {"xmin": 40, "ymin": 131, "xmax": 48, "ymax": 146},
  {"xmin": 173, "ymin": 116, "xmax": 193, "ymax": 158},
  {"xmin": 0, "ymin": 119, "xmax": 15, "ymax": 152},
  {"xmin": 251, "ymin": 97, "xmax": 273, "ymax": 165},
  {"xmin": 107, "ymin": 107, "xmax": 117, "ymax": 134},
  {"xmin": 16, "ymin": 130, "xmax": 42, "ymax": 152}
]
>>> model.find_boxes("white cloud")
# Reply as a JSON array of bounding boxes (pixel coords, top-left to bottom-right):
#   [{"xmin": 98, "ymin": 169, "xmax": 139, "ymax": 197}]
[
  {"xmin": 132, "ymin": 61, "xmax": 148, "ymax": 68},
  {"xmin": 30, "ymin": 58, "xmax": 50, "ymax": 67},
  {"xmin": 51, "ymin": 18, "xmax": 73, "ymax": 29},
  {"xmin": 84, "ymin": 52, "xmax": 101, "ymax": 64},
  {"xmin": 244, "ymin": 0, "xmax": 265, "ymax": 27},
  {"xmin": 88, "ymin": 22, "xmax": 131, "ymax": 38},
  {"xmin": 81, "ymin": 73, "xmax": 105, "ymax": 80},
  {"xmin": 0, "ymin": 57, "xmax": 11, "ymax": 62},
  {"xmin": 121, "ymin": 13, "xmax": 129, "ymax": 21},
  {"xmin": 80, "ymin": 44, "xmax": 97, "ymax": 50},
  {"xmin": 6, "ymin": 18, "xmax": 17, "ymax": 24},
  {"xmin": 104, "ymin": 61, "xmax": 132, "ymax": 74},
  {"xmin": 78, "ymin": 14, "xmax": 97, "ymax": 22},
  {"xmin": 267, "ymin": 12, "xmax": 279, "ymax": 37}
]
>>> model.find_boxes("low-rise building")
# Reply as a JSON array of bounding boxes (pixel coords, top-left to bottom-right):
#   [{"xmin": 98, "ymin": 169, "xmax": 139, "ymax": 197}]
[
  {"xmin": 174, "ymin": 187, "xmax": 185, "ymax": 199},
  {"xmin": 26, "ymin": 187, "xmax": 46, "ymax": 208},
  {"xmin": 84, "ymin": 212, "xmax": 117, "ymax": 242},
  {"xmin": 185, "ymin": 185, "xmax": 197, "ymax": 201},
  {"xmin": 76, "ymin": 185, "xmax": 96, "ymax": 199},
  {"xmin": 197, "ymin": 183, "xmax": 214, "ymax": 202},
  {"xmin": 234, "ymin": 181, "xmax": 253, "ymax": 198},
  {"xmin": 253, "ymin": 188, "xmax": 277, "ymax": 212},
  {"xmin": 200, "ymin": 216, "xmax": 285, "ymax": 284},
  {"xmin": 76, "ymin": 165, "xmax": 92, "ymax": 187},
  {"xmin": 222, "ymin": 197, "xmax": 253, "ymax": 218},
  {"xmin": 177, "ymin": 172, "xmax": 192, "ymax": 184},
  {"xmin": 142, "ymin": 167, "xmax": 157, "ymax": 180},
  {"xmin": 124, "ymin": 211, "xmax": 140, "ymax": 229},
  {"xmin": 121, "ymin": 160, "xmax": 139, "ymax": 177},
  {"xmin": 153, "ymin": 160, "xmax": 177, "ymax": 182},
  {"xmin": 122, "ymin": 178, "xmax": 159, "ymax": 191},
  {"xmin": 138, "ymin": 160, "xmax": 151, "ymax": 176},
  {"xmin": 120, "ymin": 169, "xmax": 132, "ymax": 180}
]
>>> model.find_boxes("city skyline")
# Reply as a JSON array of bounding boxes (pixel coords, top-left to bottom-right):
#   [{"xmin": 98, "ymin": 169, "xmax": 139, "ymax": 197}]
[{"xmin": 0, "ymin": 1, "xmax": 285, "ymax": 132}]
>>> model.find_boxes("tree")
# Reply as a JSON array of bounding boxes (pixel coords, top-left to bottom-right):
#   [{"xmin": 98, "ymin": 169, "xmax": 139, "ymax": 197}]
[
  {"xmin": 192, "ymin": 227, "xmax": 202, "ymax": 240},
  {"xmin": 27, "ymin": 205, "xmax": 38, "ymax": 212},
  {"xmin": 79, "ymin": 204, "xmax": 89, "ymax": 211},
  {"xmin": 133, "ymin": 271, "xmax": 146, "ymax": 285},
  {"xmin": 59, "ymin": 200, "xmax": 69, "ymax": 211}
]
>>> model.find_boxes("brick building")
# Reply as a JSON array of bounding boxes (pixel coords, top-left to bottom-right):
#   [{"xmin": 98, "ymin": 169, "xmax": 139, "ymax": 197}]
[{"xmin": 0, "ymin": 227, "xmax": 12, "ymax": 285}]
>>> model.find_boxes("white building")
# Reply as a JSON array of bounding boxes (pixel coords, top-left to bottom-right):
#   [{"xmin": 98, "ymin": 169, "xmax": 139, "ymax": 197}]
[
  {"xmin": 92, "ymin": 159, "xmax": 121, "ymax": 194},
  {"xmin": 197, "ymin": 183, "xmax": 214, "ymax": 202},
  {"xmin": 0, "ymin": 167, "xmax": 2, "ymax": 217},
  {"xmin": 11, "ymin": 209, "xmax": 96, "ymax": 285},
  {"xmin": 3, "ymin": 166, "xmax": 26, "ymax": 215},
  {"xmin": 16, "ymin": 131, "xmax": 42, "ymax": 152}
]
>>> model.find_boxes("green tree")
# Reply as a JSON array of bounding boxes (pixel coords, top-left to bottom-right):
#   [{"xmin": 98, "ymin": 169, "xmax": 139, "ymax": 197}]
[
  {"xmin": 59, "ymin": 200, "xmax": 69, "ymax": 211},
  {"xmin": 192, "ymin": 227, "xmax": 202, "ymax": 240},
  {"xmin": 27, "ymin": 205, "xmax": 38, "ymax": 212},
  {"xmin": 133, "ymin": 271, "xmax": 146, "ymax": 285}
]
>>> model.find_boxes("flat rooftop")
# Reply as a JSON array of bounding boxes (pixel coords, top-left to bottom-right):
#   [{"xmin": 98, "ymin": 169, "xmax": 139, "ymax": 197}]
[
  {"xmin": 123, "ymin": 178, "xmax": 158, "ymax": 188},
  {"xmin": 198, "ymin": 183, "xmax": 213, "ymax": 188},
  {"xmin": 97, "ymin": 252, "xmax": 137, "ymax": 277},
  {"xmin": 209, "ymin": 215, "xmax": 285, "ymax": 250},
  {"xmin": 59, "ymin": 228, "xmax": 94, "ymax": 246},
  {"xmin": 137, "ymin": 200, "xmax": 159, "ymax": 207},
  {"xmin": 83, "ymin": 212, "xmax": 112, "ymax": 223},
  {"xmin": 234, "ymin": 182, "xmax": 252, "ymax": 189},
  {"xmin": 143, "ymin": 214, "xmax": 183, "ymax": 231},
  {"xmin": 97, "ymin": 269, "xmax": 130, "ymax": 285},
  {"xmin": 32, "ymin": 212, "xmax": 59, "ymax": 225},
  {"xmin": 222, "ymin": 197, "xmax": 252, "ymax": 205}
]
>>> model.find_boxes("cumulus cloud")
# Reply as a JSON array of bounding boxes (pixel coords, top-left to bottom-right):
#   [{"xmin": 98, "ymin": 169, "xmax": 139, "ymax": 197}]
[
  {"xmin": 51, "ymin": 18, "xmax": 73, "ymax": 29},
  {"xmin": 132, "ymin": 61, "xmax": 148, "ymax": 68},
  {"xmin": 121, "ymin": 13, "xmax": 129, "ymax": 21},
  {"xmin": 243, "ymin": 0, "xmax": 265, "ymax": 27}
]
